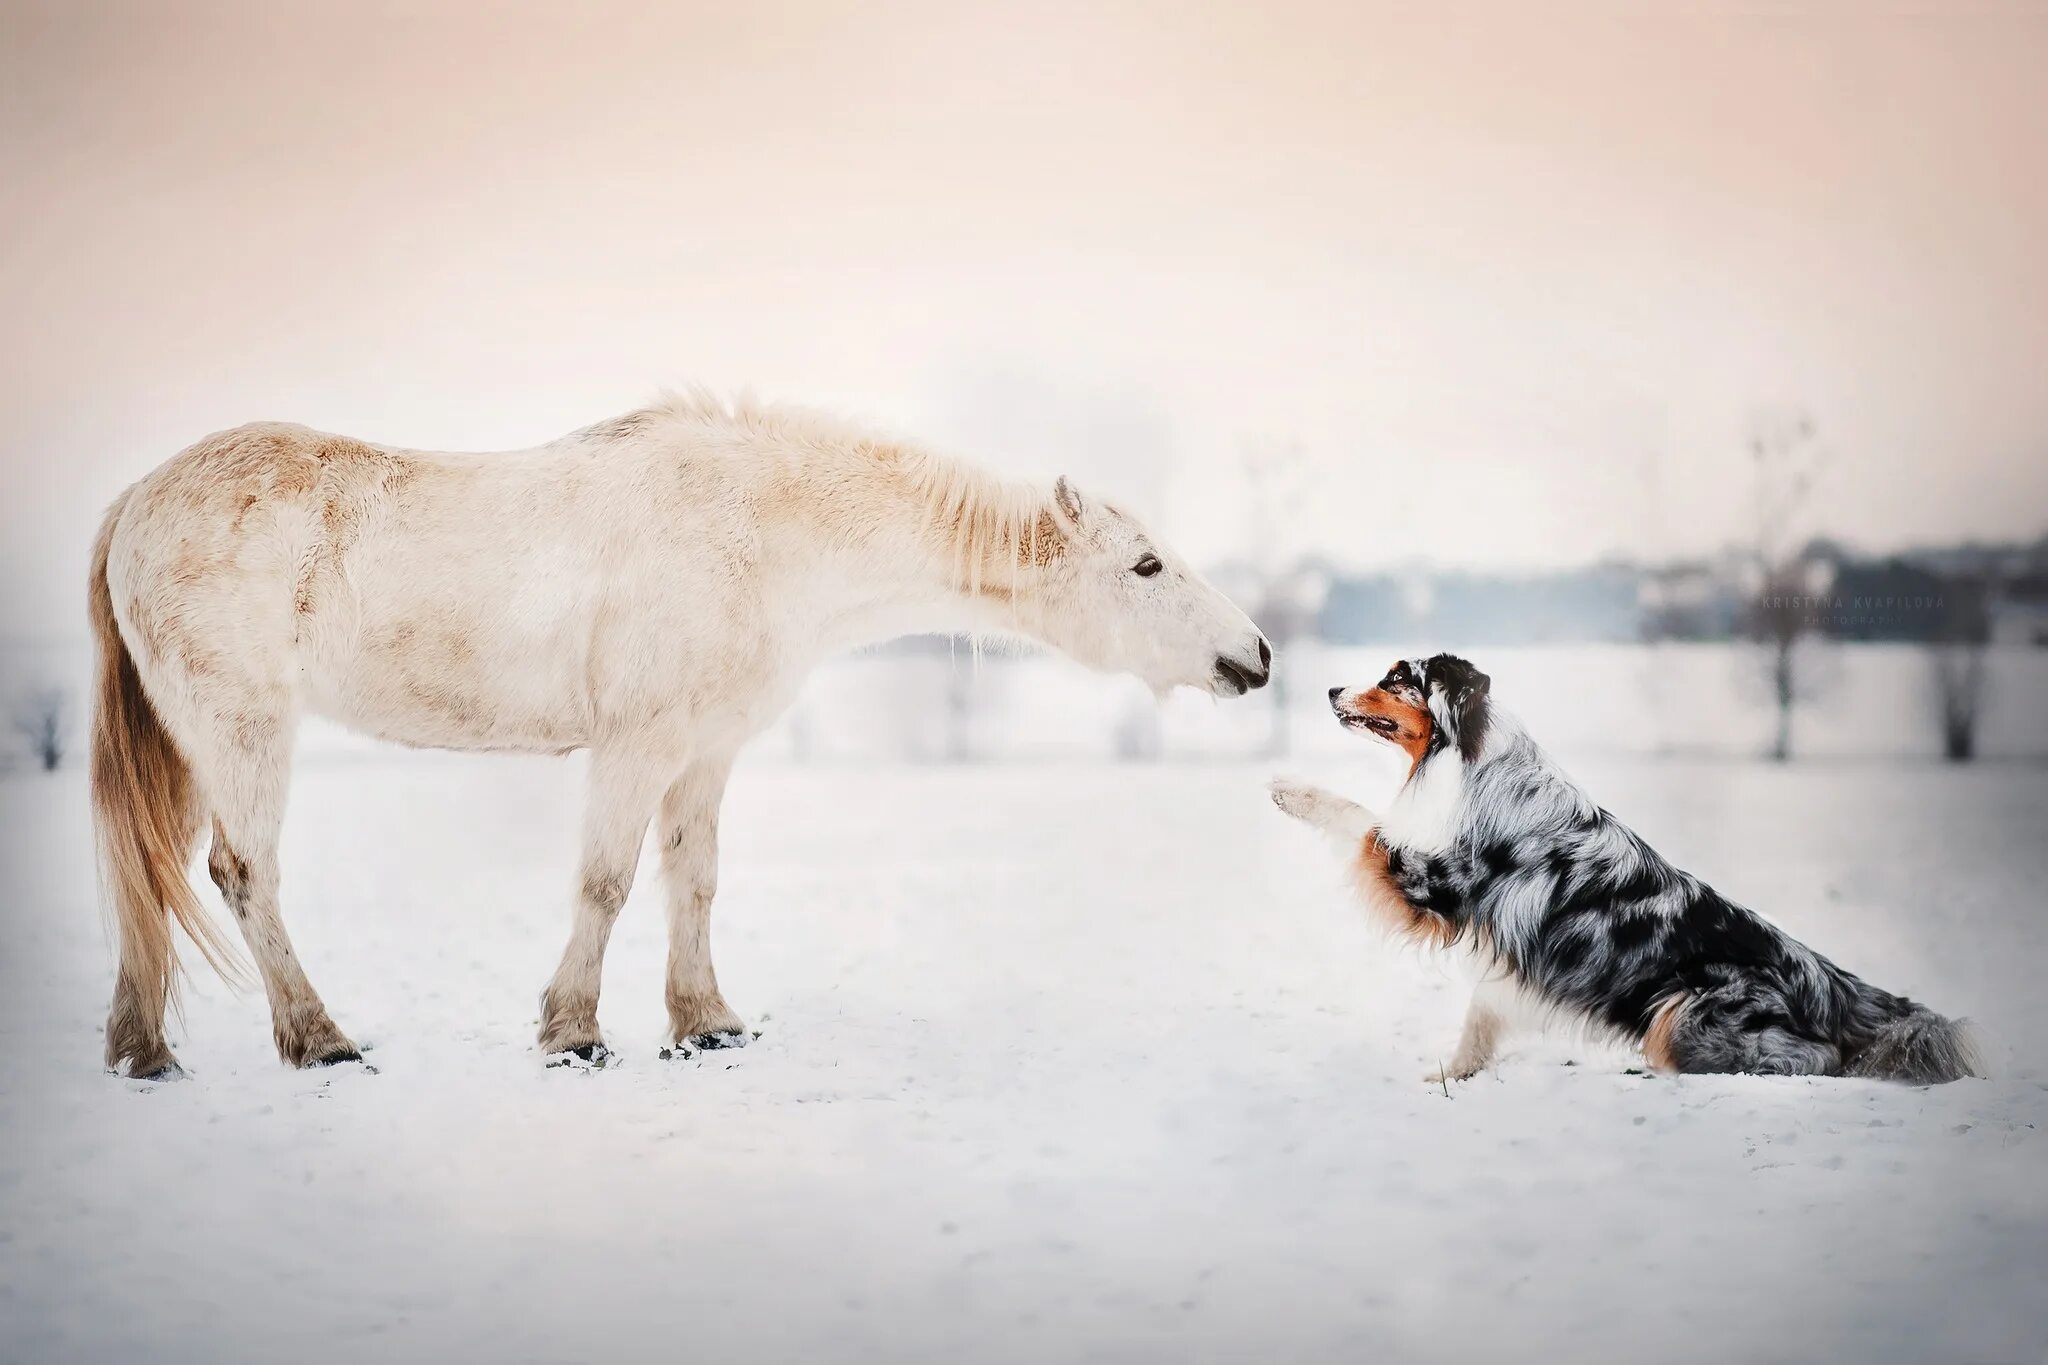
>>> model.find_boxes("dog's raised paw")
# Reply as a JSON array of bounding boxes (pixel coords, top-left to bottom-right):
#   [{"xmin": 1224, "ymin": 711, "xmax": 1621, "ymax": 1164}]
[{"xmin": 1267, "ymin": 776, "xmax": 1321, "ymax": 819}]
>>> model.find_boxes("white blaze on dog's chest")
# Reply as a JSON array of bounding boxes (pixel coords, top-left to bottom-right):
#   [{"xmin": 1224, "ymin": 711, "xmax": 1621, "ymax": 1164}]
[{"xmin": 1376, "ymin": 750, "xmax": 1466, "ymax": 855}]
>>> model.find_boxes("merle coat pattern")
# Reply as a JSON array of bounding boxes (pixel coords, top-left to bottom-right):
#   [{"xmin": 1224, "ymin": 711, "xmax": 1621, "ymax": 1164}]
[{"xmin": 1271, "ymin": 654, "xmax": 1977, "ymax": 1083}]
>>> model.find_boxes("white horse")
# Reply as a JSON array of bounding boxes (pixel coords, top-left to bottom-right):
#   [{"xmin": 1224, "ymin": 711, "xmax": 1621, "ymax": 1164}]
[{"xmin": 90, "ymin": 392, "xmax": 1270, "ymax": 1078}]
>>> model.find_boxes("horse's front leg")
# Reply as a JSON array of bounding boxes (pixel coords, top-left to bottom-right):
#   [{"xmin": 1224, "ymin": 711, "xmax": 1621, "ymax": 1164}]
[
  {"xmin": 537, "ymin": 746, "xmax": 671, "ymax": 1064},
  {"xmin": 658, "ymin": 752, "xmax": 749, "ymax": 1055}
]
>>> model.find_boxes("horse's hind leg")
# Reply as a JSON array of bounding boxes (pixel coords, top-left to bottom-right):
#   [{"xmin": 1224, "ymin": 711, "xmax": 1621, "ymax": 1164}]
[
  {"xmin": 104, "ymin": 788, "xmax": 203, "ymax": 1080},
  {"xmin": 200, "ymin": 712, "xmax": 360, "ymax": 1067}
]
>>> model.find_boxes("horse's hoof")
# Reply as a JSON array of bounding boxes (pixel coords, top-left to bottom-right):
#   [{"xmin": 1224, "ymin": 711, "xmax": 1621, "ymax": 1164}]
[
  {"xmin": 546, "ymin": 1042, "xmax": 611, "ymax": 1069},
  {"xmin": 305, "ymin": 1047, "xmax": 363, "ymax": 1068},
  {"xmin": 124, "ymin": 1060, "xmax": 187, "ymax": 1083},
  {"xmin": 660, "ymin": 1029, "xmax": 755, "ymax": 1060},
  {"xmin": 695, "ymin": 1030, "xmax": 752, "ymax": 1051}
]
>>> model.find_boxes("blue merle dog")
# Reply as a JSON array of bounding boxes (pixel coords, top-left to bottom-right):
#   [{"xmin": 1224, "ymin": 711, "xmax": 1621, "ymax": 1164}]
[{"xmin": 1269, "ymin": 654, "xmax": 1978, "ymax": 1084}]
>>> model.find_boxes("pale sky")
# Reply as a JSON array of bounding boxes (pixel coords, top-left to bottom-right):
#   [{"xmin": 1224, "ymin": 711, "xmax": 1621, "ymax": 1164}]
[{"xmin": 3, "ymin": 1, "xmax": 2045, "ymax": 634}]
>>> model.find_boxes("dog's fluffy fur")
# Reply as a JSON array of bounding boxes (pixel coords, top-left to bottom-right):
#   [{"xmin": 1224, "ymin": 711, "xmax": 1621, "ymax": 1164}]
[{"xmin": 1271, "ymin": 654, "xmax": 1979, "ymax": 1084}]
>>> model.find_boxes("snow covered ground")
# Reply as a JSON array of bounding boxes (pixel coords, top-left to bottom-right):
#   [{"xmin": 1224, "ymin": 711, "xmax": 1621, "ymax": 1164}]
[{"xmin": 2, "ymin": 748, "xmax": 2045, "ymax": 1363}]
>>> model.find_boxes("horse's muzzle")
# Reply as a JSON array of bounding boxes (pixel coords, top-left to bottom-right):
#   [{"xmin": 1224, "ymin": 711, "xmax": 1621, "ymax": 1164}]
[{"xmin": 1213, "ymin": 640, "xmax": 1271, "ymax": 695}]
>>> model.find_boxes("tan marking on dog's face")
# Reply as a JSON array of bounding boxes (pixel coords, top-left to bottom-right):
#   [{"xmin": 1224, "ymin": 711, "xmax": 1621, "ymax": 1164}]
[
  {"xmin": 1331, "ymin": 668, "xmax": 1435, "ymax": 775},
  {"xmin": 1643, "ymin": 993, "xmax": 1691, "ymax": 1072}
]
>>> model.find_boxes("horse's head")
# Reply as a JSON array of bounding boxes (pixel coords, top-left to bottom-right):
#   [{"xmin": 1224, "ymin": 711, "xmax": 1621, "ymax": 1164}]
[{"xmin": 1032, "ymin": 477, "xmax": 1270, "ymax": 699}]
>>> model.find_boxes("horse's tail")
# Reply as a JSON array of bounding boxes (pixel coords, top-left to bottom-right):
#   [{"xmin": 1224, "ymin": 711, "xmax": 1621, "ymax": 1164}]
[
  {"xmin": 1845, "ymin": 1004, "xmax": 1981, "ymax": 1085},
  {"xmin": 91, "ymin": 491, "xmax": 243, "ymax": 1070}
]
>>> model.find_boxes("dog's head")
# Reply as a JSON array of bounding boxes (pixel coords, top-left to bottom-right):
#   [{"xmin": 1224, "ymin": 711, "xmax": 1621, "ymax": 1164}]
[{"xmin": 1328, "ymin": 654, "xmax": 1492, "ymax": 768}]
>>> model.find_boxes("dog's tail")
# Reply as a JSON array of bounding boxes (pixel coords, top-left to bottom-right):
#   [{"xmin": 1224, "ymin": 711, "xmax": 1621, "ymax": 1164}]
[{"xmin": 1845, "ymin": 1005, "xmax": 1981, "ymax": 1085}]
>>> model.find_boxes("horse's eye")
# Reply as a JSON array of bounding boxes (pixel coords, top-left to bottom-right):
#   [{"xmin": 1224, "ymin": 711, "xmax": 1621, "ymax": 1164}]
[{"xmin": 1132, "ymin": 555, "xmax": 1163, "ymax": 578}]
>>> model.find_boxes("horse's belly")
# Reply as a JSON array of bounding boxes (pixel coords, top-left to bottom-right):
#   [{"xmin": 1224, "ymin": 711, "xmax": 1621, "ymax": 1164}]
[
  {"xmin": 307, "ymin": 675, "xmax": 588, "ymax": 754},
  {"xmin": 303, "ymin": 621, "xmax": 593, "ymax": 754}
]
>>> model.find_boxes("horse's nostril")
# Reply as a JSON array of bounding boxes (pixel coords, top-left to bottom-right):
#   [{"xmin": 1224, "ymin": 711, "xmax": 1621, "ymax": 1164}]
[{"xmin": 1257, "ymin": 638, "xmax": 1271, "ymax": 669}]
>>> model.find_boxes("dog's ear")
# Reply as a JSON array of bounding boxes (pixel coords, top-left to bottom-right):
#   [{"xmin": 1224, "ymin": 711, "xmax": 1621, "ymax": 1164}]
[
  {"xmin": 1424, "ymin": 655, "xmax": 1491, "ymax": 762},
  {"xmin": 1453, "ymin": 667, "xmax": 1491, "ymax": 762}
]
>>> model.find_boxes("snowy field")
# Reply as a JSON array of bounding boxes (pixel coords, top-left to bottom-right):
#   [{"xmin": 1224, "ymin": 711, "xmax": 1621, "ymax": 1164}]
[{"xmin": 2, "ymin": 745, "xmax": 2045, "ymax": 1364}]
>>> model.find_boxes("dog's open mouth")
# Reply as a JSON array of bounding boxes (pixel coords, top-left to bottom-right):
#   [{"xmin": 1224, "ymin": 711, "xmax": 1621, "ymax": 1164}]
[{"xmin": 1336, "ymin": 710, "xmax": 1399, "ymax": 736}]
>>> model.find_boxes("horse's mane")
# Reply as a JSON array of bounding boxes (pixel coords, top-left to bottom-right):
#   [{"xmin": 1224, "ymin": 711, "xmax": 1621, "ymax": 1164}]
[{"xmin": 602, "ymin": 389, "xmax": 1065, "ymax": 595}]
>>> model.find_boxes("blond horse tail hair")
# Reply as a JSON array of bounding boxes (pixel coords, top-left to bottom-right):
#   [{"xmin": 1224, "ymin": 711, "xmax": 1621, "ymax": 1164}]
[{"xmin": 91, "ymin": 492, "xmax": 244, "ymax": 1071}]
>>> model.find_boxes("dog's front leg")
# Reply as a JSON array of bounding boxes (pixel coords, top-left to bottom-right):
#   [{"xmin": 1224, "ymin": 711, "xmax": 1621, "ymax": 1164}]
[
  {"xmin": 1268, "ymin": 777, "xmax": 1377, "ymax": 852},
  {"xmin": 1425, "ymin": 975, "xmax": 1519, "ymax": 1083}
]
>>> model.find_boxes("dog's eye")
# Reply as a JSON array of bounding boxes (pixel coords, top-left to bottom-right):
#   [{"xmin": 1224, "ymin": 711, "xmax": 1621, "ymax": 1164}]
[{"xmin": 1132, "ymin": 555, "xmax": 1162, "ymax": 578}]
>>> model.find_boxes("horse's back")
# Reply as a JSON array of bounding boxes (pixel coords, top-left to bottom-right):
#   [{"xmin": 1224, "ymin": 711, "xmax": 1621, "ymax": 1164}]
[
  {"xmin": 107, "ymin": 420, "xmax": 763, "ymax": 756},
  {"xmin": 109, "ymin": 424, "xmax": 559, "ymax": 748}
]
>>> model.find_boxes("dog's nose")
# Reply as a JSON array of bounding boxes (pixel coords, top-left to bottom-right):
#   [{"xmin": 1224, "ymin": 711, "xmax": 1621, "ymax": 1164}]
[{"xmin": 1328, "ymin": 686, "xmax": 1343, "ymax": 702}]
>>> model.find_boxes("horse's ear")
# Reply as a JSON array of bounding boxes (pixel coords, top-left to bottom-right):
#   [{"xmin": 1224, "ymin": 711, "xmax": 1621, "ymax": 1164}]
[{"xmin": 1052, "ymin": 476, "xmax": 1087, "ymax": 533}]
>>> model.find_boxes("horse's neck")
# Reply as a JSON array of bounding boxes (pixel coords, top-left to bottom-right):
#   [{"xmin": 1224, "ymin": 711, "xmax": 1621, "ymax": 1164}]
[
  {"xmin": 792, "ymin": 542, "xmax": 1041, "ymax": 659},
  {"xmin": 775, "ymin": 471, "xmax": 1050, "ymax": 659}
]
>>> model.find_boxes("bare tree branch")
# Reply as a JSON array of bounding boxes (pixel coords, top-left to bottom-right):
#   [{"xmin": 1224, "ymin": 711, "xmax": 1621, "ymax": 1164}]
[
  {"xmin": 10, "ymin": 686, "xmax": 72, "ymax": 772},
  {"xmin": 1741, "ymin": 410, "xmax": 1828, "ymax": 762}
]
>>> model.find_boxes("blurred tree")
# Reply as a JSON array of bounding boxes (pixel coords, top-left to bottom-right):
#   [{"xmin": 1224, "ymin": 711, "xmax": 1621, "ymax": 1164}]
[
  {"xmin": 11, "ymin": 685, "xmax": 70, "ymax": 772},
  {"xmin": 944, "ymin": 647, "xmax": 976, "ymax": 763},
  {"xmin": 1740, "ymin": 411, "xmax": 1828, "ymax": 762},
  {"xmin": 1239, "ymin": 435, "xmax": 1327, "ymax": 757},
  {"xmin": 786, "ymin": 699, "xmax": 816, "ymax": 764},
  {"xmin": 1111, "ymin": 686, "xmax": 1163, "ymax": 762},
  {"xmin": 1930, "ymin": 574, "xmax": 1993, "ymax": 762}
]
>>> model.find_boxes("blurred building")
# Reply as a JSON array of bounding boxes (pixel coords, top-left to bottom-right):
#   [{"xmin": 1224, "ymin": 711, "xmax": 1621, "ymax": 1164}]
[{"xmin": 1991, "ymin": 578, "xmax": 2048, "ymax": 647}]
